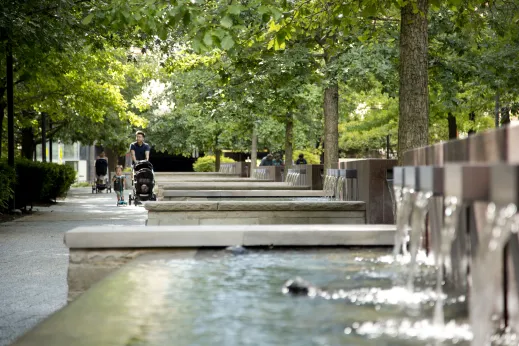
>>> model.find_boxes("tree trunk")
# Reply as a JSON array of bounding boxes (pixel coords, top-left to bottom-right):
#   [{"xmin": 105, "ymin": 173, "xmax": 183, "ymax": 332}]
[
  {"xmin": 104, "ymin": 147, "xmax": 119, "ymax": 179},
  {"xmin": 323, "ymin": 83, "xmax": 339, "ymax": 169},
  {"xmin": 447, "ymin": 112, "xmax": 457, "ymax": 139},
  {"xmin": 251, "ymin": 124, "xmax": 258, "ymax": 173},
  {"xmin": 397, "ymin": 0, "xmax": 429, "ymax": 163},
  {"xmin": 467, "ymin": 111, "xmax": 476, "ymax": 136},
  {"xmin": 21, "ymin": 127, "xmax": 34, "ymax": 159},
  {"xmin": 214, "ymin": 149, "xmax": 221, "ymax": 172},
  {"xmin": 500, "ymin": 106, "xmax": 510, "ymax": 126},
  {"xmin": 284, "ymin": 112, "xmax": 294, "ymax": 169},
  {"xmin": 495, "ymin": 92, "xmax": 500, "ymax": 128},
  {"xmin": 89, "ymin": 144, "xmax": 96, "ymax": 182}
]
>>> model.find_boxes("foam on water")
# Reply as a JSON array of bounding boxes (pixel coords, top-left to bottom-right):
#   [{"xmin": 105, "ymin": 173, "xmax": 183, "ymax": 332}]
[{"xmin": 351, "ymin": 319, "xmax": 473, "ymax": 342}]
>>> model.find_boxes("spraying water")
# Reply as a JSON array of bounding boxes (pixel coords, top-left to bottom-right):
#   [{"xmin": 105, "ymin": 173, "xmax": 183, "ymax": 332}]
[
  {"xmin": 393, "ymin": 187, "xmax": 414, "ymax": 258},
  {"xmin": 433, "ymin": 196, "xmax": 462, "ymax": 327},
  {"xmin": 407, "ymin": 191, "xmax": 433, "ymax": 291},
  {"xmin": 470, "ymin": 203, "xmax": 517, "ymax": 345},
  {"xmin": 335, "ymin": 176, "xmax": 345, "ymax": 201},
  {"xmin": 323, "ymin": 175, "xmax": 338, "ymax": 200}
]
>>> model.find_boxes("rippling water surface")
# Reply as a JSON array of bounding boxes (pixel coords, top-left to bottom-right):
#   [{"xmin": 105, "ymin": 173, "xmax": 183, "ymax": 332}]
[{"xmin": 127, "ymin": 248, "xmax": 471, "ymax": 346}]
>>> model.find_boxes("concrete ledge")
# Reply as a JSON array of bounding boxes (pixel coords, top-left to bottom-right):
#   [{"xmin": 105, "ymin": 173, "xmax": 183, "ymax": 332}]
[
  {"xmin": 160, "ymin": 182, "xmax": 310, "ymax": 190},
  {"xmin": 144, "ymin": 202, "xmax": 218, "ymax": 211},
  {"xmin": 163, "ymin": 190, "xmax": 328, "ymax": 198},
  {"xmin": 145, "ymin": 200, "xmax": 364, "ymax": 211},
  {"xmin": 154, "ymin": 172, "xmax": 240, "ymax": 177},
  {"xmin": 64, "ymin": 224, "xmax": 395, "ymax": 248},
  {"xmin": 156, "ymin": 178, "xmax": 274, "ymax": 183}
]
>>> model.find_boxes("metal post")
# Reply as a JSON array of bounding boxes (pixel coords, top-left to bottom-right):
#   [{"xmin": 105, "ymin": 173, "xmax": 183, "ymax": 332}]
[
  {"xmin": 251, "ymin": 124, "xmax": 258, "ymax": 173},
  {"xmin": 495, "ymin": 92, "xmax": 500, "ymax": 128},
  {"xmin": 48, "ymin": 120, "xmax": 52, "ymax": 162},
  {"xmin": 386, "ymin": 135, "xmax": 390, "ymax": 159},
  {"xmin": 41, "ymin": 113, "xmax": 46, "ymax": 162}
]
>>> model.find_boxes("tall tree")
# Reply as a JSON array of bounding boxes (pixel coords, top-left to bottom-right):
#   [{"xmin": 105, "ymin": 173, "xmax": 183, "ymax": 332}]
[{"xmin": 397, "ymin": 0, "xmax": 429, "ymax": 162}]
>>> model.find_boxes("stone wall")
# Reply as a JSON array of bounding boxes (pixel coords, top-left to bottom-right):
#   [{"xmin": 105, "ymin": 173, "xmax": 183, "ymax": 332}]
[{"xmin": 145, "ymin": 201, "xmax": 366, "ymax": 226}]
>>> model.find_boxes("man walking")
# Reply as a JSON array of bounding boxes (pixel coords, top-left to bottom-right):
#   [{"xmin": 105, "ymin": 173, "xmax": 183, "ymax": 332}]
[{"xmin": 130, "ymin": 131, "xmax": 150, "ymax": 163}]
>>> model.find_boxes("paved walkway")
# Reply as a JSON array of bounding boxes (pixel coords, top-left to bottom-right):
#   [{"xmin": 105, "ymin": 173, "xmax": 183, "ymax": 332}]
[{"xmin": 0, "ymin": 188, "xmax": 147, "ymax": 346}]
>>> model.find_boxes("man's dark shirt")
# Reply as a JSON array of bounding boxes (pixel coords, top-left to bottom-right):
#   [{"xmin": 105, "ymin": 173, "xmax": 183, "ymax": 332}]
[
  {"xmin": 130, "ymin": 141, "xmax": 150, "ymax": 161},
  {"xmin": 296, "ymin": 158, "xmax": 307, "ymax": 165}
]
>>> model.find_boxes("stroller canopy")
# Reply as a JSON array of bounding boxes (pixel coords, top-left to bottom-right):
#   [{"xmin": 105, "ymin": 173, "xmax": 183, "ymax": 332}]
[{"xmin": 134, "ymin": 160, "xmax": 153, "ymax": 172}]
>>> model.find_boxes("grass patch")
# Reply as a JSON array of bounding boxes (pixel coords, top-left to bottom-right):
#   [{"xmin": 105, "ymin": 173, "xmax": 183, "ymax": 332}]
[{"xmin": 71, "ymin": 181, "xmax": 91, "ymax": 188}]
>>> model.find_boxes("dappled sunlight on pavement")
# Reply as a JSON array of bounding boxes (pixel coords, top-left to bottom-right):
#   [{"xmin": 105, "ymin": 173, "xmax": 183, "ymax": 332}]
[{"xmin": 0, "ymin": 187, "xmax": 148, "ymax": 345}]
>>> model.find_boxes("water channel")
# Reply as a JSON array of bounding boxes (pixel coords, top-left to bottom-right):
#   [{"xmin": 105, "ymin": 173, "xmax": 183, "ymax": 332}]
[{"xmin": 122, "ymin": 248, "xmax": 474, "ymax": 346}]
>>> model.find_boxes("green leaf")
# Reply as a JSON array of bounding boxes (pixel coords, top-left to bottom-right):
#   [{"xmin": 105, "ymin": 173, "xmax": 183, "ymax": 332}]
[
  {"xmin": 270, "ymin": 7, "xmax": 283, "ymax": 21},
  {"xmin": 158, "ymin": 27, "xmax": 168, "ymax": 40},
  {"xmin": 267, "ymin": 38, "xmax": 275, "ymax": 50},
  {"xmin": 221, "ymin": 35, "xmax": 234, "ymax": 50},
  {"xmin": 214, "ymin": 28, "xmax": 227, "ymax": 39},
  {"xmin": 274, "ymin": 36, "xmax": 285, "ymax": 50},
  {"xmin": 258, "ymin": 6, "xmax": 270, "ymax": 14},
  {"xmin": 220, "ymin": 15, "xmax": 233, "ymax": 28},
  {"xmin": 192, "ymin": 38, "xmax": 203, "ymax": 53},
  {"xmin": 227, "ymin": 5, "xmax": 243, "ymax": 15},
  {"xmin": 203, "ymin": 31, "xmax": 213, "ymax": 46},
  {"xmin": 81, "ymin": 13, "xmax": 95, "ymax": 25},
  {"xmin": 182, "ymin": 11, "xmax": 191, "ymax": 27}
]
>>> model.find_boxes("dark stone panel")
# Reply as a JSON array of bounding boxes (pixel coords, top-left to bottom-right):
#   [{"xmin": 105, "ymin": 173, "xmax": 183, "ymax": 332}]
[
  {"xmin": 344, "ymin": 159, "xmax": 397, "ymax": 224},
  {"xmin": 469, "ymin": 126, "xmax": 507, "ymax": 163}
]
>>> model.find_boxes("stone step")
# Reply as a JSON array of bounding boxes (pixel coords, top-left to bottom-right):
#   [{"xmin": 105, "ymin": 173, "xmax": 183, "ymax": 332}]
[{"xmin": 64, "ymin": 224, "xmax": 396, "ymax": 248}]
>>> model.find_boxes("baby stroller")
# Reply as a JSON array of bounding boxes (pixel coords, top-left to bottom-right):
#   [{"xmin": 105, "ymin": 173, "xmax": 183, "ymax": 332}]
[
  {"xmin": 128, "ymin": 160, "xmax": 156, "ymax": 205},
  {"xmin": 92, "ymin": 158, "xmax": 112, "ymax": 194}
]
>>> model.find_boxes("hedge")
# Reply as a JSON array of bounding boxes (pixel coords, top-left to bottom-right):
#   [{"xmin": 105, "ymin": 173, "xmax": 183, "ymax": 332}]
[
  {"xmin": 193, "ymin": 156, "xmax": 235, "ymax": 172},
  {"xmin": 0, "ymin": 161, "xmax": 16, "ymax": 210},
  {"xmin": 0, "ymin": 159, "xmax": 76, "ymax": 211}
]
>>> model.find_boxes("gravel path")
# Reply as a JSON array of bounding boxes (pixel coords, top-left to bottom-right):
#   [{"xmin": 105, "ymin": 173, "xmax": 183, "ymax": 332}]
[{"xmin": 0, "ymin": 188, "xmax": 147, "ymax": 345}]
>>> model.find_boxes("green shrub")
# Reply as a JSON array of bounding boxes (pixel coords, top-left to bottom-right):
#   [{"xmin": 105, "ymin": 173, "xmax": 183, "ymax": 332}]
[
  {"xmin": 293, "ymin": 149, "xmax": 321, "ymax": 164},
  {"xmin": 14, "ymin": 159, "xmax": 76, "ymax": 209},
  {"xmin": 193, "ymin": 156, "xmax": 235, "ymax": 172},
  {"xmin": 0, "ymin": 161, "xmax": 16, "ymax": 210}
]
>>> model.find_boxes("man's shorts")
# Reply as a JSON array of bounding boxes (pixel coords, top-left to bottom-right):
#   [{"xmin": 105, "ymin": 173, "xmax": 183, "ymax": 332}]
[{"xmin": 116, "ymin": 191, "xmax": 124, "ymax": 199}]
